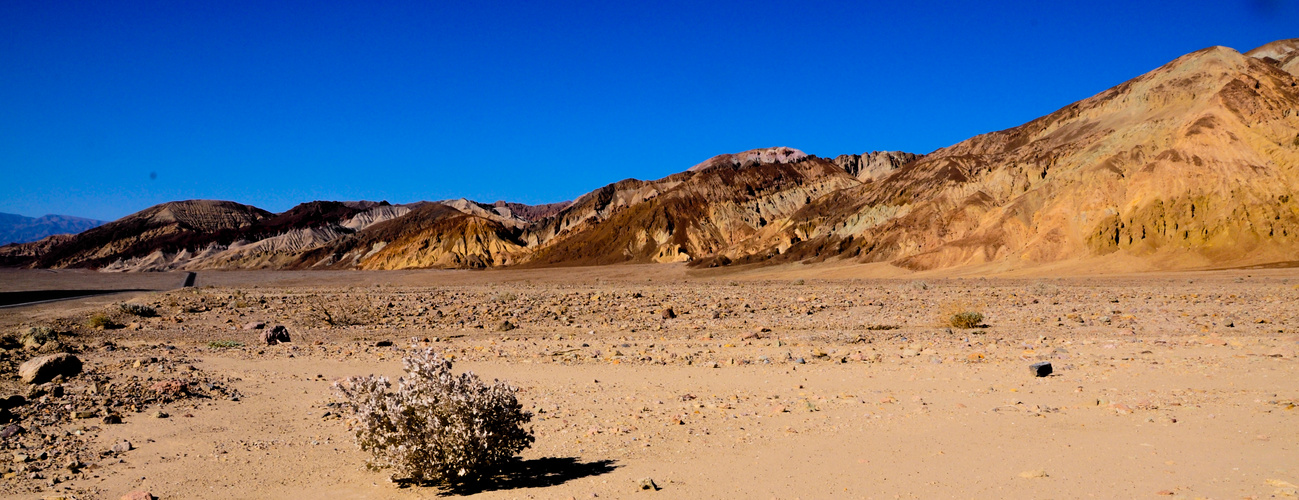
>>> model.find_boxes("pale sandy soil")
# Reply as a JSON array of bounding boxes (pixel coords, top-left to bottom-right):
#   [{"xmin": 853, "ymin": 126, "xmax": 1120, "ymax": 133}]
[{"xmin": 0, "ymin": 265, "xmax": 1296, "ymax": 499}]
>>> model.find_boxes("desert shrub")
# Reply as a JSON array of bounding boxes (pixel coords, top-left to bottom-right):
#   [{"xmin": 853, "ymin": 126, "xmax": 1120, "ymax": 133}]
[
  {"xmin": 208, "ymin": 340, "xmax": 244, "ymax": 349},
  {"xmin": 903, "ymin": 280, "xmax": 929, "ymax": 291},
  {"xmin": 792, "ymin": 278, "xmax": 805, "ymax": 286},
  {"xmin": 20, "ymin": 326, "xmax": 58, "ymax": 348},
  {"xmin": 1028, "ymin": 282, "xmax": 1059, "ymax": 296},
  {"xmin": 492, "ymin": 292, "xmax": 518, "ymax": 303},
  {"xmin": 334, "ymin": 348, "xmax": 533, "ymax": 484},
  {"xmin": 119, "ymin": 303, "xmax": 158, "ymax": 317},
  {"xmin": 305, "ymin": 299, "xmax": 373, "ymax": 327},
  {"xmin": 87, "ymin": 313, "xmax": 122, "ymax": 330},
  {"xmin": 948, "ymin": 311, "xmax": 985, "ymax": 329}
]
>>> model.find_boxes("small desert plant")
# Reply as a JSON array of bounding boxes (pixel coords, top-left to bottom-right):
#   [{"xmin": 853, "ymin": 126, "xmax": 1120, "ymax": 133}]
[
  {"xmin": 334, "ymin": 348, "xmax": 533, "ymax": 484},
  {"xmin": 948, "ymin": 311, "xmax": 985, "ymax": 329},
  {"xmin": 87, "ymin": 313, "xmax": 122, "ymax": 330},
  {"xmin": 208, "ymin": 340, "xmax": 244, "ymax": 349},
  {"xmin": 492, "ymin": 291, "xmax": 518, "ymax": 303},
  {"xmin": 20, "ymin": 326, "xmax": 58, "ymax": 348},
  {"xmin": 119, "ymin": 303, "xmax": 158, "ymax": 317},
  {"xmin": 903, "ymin": 280, "xmax": 929, "ymax": 291},
  {"xmin": 1028, "ymin": 281, "xmax": 1059, "ymax": 296},
  {"xmin": 792, "ymin": 278, "xmax": 805, "ymax": 286}
]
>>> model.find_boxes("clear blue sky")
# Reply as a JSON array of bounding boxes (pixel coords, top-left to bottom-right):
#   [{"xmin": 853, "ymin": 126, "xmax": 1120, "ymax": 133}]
[{"xmin": 2, "ymin": 0, "xmax": 1295, "ymax": 221}]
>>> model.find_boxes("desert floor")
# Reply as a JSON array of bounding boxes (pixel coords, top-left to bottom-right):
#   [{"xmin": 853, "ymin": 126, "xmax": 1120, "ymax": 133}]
[{"xmin": 0, "ymin": 264, "xmax": 1296, "ymax": 499}]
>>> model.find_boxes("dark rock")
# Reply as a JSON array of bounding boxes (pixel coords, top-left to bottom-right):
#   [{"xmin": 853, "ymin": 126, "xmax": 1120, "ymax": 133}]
[
  {"xmin": 660, "ymin": 307, "xmax": 676, "ymax": 319},
  {"xmin": 261, "ymin": 325, "xmax": 291, "ymax": 345},
  {"xmin": 1030, "ymin": 361, "xmax": 1053, "ymax": 377},
  {"xmin": 374, "ymin": 340, "xmax": 393, "ymax": 347},
  {"xmin": 18, "ymin": 353, "xmax": 82, "ymax": 384},
  {"xmin": 0, "ymin": 425, "xmax": 22, "ymax": 439},
  {"xmin": 121, "ymin": 490, "xmax": 156, "ymax": 500},
  {"xmin": 243, "ymin": 321, "xmax": 266, "ymax": 330},
  {"xmin": 0, "ymin": 395, "xmax": 25, "ymax": 410},
  {"xmin": 103, "ymin": 415, "xmax": 122, "ymax": 424},
  {"xmin": 494, "ymin": 320, "xmax": 516, "ymax": 332}
]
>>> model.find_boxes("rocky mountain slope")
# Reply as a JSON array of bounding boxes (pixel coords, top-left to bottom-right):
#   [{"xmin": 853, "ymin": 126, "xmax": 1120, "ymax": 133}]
[
  {"xmin": 0, "ymin": 212, "xmax": 105, "ymax": 246},
  {"xmin": 753, "ymin": 40, "xmax": 1299, "ymax": 272},
  {"xmin": 3, "ymin": 39, "xmax": 1297, "ymax": 273}
]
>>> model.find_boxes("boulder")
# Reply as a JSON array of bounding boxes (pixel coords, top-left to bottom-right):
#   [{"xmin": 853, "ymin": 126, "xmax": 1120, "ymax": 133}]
[
  {"xmin": 18, "ymin": 353, "xmax": 82, "ymax": 384},
  {"xmin": 261, "ymin": 325, "xmax": 291, "ymax": 345}
]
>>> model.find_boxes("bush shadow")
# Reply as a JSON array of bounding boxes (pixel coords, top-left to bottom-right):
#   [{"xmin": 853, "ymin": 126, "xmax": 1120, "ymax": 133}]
[{"xmin": 430, "ymin": 457, "xmax": 619, "ymax": 496}]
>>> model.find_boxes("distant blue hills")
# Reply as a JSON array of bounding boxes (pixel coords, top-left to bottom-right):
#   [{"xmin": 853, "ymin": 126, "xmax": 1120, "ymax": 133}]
[{"xmin": 0, "ymin": 212, "xmax": 107, "ymax": 246}]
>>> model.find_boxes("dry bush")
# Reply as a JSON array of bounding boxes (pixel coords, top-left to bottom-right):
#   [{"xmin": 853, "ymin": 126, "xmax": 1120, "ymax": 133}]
[
  {"xmin": 948, "ymin": 311, "xmax": 985, "ymax": 329},
  {"xmin": 87, "ymin": 313, "xmax": 122, "ymax": 330},
  {"xmin": 938, "ymin": 299, "xmax": 986, "ymax": 329},
  {"xmin": 902, "ymin": 280, "xmax": 929, "ymax": 291},
  {"xmin": 334, "ymin": 349, "xmax": 534, "ymax": 484},
  {"xmin": 304, "ymin": 298, "xmax": 374, "ymax": 327},
  {"xmin": 119, "ymin": 303, "xmax": 158, "ymax": 317},
  {"xmin": 1029, "ymin": 281, "xmax": 1059, "ymax": 296}
]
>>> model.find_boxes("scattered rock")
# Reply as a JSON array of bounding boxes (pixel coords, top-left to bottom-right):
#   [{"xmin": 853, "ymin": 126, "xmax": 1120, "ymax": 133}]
[
  {"xmin": 1029, "ymin": 361, "xmax": 1053, "ymax": 377},
  {"xmin": 110, "ymin": 440, "xmax": 132, "ymax": 453},
  {"xmin": 153, "ymin": 411, "xmax": 169, "ymax": 419},
  {"xmin": 1018, "ymin": 469, "xmax": 1048, "ymax": 478},
  {"xmin": 375, "ymin": 340, "xmax": 393, "ymax": 347},
  {"xmin": 18, "ymin": 353, "xmax": 82, "ymax": 384},
  {"xmin": 660, "ymin": 308, "xmax": 676, "ymax": 319},
  {"xmin": 638, "ymin": 477, "xmax": 659, "ymax": 491},
  {"xmin": 494, "ymin": 320, "xmax": 516, "ymax": 332},
  {"xmin": 242, "ymin": 321, "xmax": 266, "ymax": 330},
  {"xmin": 121, "ymin": 491, "xmax": 156, "ymax": 500},
  {"xmin": 0, "ymin": 425, "xmax": 21, "ymax": 438},
  {"xmin": 103, "ymin": 415, "xmax": 122, "ymax": 424},
  {"xmin": 261, "ymin": 325, "xmax": 291, "ymax": 345}
]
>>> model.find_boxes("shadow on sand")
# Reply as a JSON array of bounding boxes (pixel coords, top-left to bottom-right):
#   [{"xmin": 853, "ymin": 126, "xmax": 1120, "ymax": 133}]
[{"xmin": 396, "ymin": 457, "xmax": 619, "ymax": 496}]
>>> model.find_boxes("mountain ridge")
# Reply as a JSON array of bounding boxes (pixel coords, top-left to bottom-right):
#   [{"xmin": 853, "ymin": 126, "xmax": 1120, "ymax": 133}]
[{"xmin": 4, "ymin": 39, "xmax": 1297, "ymax": 274}]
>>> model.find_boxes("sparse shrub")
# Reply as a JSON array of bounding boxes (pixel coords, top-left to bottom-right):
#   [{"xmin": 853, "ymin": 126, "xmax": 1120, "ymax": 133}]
[
  {"xmin": 119, "ymin": 303, "xmax": 158, "ymax": 317},
  {"xmin": 334, "ymin": 349, "xmax": 533, "ymax": 484},
  {"xmin": 21, "ymin": 326, "xmax": 58, "ymax": 348},
  {"xmin": 208, "ymin": 340, "xmax": 244, "ymax": 349},
  {"xmin": 792, "ymin": 278, "xmax": 805, "ymax": 286},
  {"xmin": 492, "ymin": 292, "xmax": 518, "ymax": 303},
  {"xmin": 1028, "ymin": 282, "xmax": 1059, "ymax": 296},
  {"xmin": 903, "ymin": 280, "xmax": 929, "ymax": 291},
  {"xmin": 87, "ymin": 313, "xmax": 122, "ymax": 330},
  {"xmin": 949, "ymin": 311, "xmax": 985, "ymax": 329}
]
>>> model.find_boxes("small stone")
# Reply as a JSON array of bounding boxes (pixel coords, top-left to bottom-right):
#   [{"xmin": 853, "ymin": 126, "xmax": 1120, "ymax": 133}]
[
  {"xmin": 103, "ymin": 415, "xmax": 122, "ymax": 424},
  {"xmin": 1018, "ymin": 469, "xmax": 1048, "ymax": 478},
  {"xmin": 110, "ymin": 440, "xmax": 132, "ymax": 453},
  {"xmin": 12, "ymin": 453, "xmax": 28, "ymax": 463},
  {"xmin": 0, "ymin": 425, "xmax": 22, "ymax": 438},
  {"xmin": 1029, "ymin": 361, "xmax": 1053, "ymax": 377},
  {"xmin": 74, "ymin": 410, "xmax": 96, "ymax": 419},
  {"xmin": 153, "ymin": 411, "xmax": 169, "ymax": 419},
  {"xmin": 659, "ymin": 308, "xmax": 676, "ymax": 319},
  {"xmin": 120, "ymin": 491, "xmax": 156, "ymax": 500},
  {"xmin": 494, "ymin": 320, "xmax": 516, "ymax": 332},
  {"xmin": 18, "ymin": 354, "xmax": 82, "ymax": 385},
  {"xmin": 242, "ymin": 321, "xmax": 266, "ymax": 330},
  {"xmin": 638, "ymin": 477, "xmax": 658, "ymax": 491},
  {"xmin": 374, "ymin": 340, "xmax": 393, "ymax": 347}
]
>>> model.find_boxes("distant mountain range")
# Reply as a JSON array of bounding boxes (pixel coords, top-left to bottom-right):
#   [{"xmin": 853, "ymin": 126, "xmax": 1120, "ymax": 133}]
[
  {"xmin": 3, "ymin": 39, "xmax": 1298, "ymax": 273},
  {"xmin": 0, "ymin": 212, "xmax": 105, "ymax": 246}
]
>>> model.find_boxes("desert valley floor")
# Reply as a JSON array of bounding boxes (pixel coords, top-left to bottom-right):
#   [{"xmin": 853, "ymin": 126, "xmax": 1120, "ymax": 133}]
[{"xmin": 0, "ymin": 263, "xmax": 1296, "ymax": 499}]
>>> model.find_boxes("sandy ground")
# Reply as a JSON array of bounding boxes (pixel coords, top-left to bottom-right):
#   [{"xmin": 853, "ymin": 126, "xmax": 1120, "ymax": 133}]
[{"xmin": 0, "ymin": 264, "xmax": 1296, "ymax": 499}]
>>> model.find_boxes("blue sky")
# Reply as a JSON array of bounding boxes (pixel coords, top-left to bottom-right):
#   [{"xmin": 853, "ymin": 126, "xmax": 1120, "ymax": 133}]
[{"xmin": 2, "ymin": 0, "xmax": 1295, "ymax": 221}]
